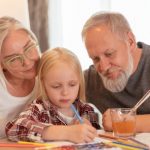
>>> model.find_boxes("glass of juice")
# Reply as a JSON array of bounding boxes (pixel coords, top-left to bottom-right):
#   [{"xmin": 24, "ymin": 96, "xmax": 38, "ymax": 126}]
[{"xmin": 110, "ymin": 108, "xmax": 136, "ymax": 138}]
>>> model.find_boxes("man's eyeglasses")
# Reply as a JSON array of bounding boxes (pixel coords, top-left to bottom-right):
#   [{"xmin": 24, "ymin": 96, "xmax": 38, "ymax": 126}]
[{"xmin": 3, "ymin": 42, "xmax": 39, "ymax": 69}]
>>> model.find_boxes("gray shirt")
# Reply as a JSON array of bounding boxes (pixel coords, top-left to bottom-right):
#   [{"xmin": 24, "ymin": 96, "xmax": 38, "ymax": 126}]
[{"xmin": 84, "ymin": 42, "xmax": 150, "ymax": 114}]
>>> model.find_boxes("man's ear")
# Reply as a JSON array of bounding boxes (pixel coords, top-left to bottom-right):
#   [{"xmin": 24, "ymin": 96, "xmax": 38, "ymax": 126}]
[{"xmin": 127, "ymin": 31, "xmax": 137, "ymax": 52}]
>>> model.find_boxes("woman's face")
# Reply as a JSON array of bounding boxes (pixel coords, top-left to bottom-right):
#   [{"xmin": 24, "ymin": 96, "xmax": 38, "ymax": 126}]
[{"xmin": 1, "ymin": 30, "xmax": 40, "ymax": 80}]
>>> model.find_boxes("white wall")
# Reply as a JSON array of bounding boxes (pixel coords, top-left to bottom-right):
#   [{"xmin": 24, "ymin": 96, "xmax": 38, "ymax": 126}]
[
  {"xmin": 49, "ymin": 0, "xmax": 150, "ymax": 70},
  {"xmin": 49, "ymin": 0, "xmax": 108, "ymax": 70},
  {"xmin": 111, "ymin": 0, "xmax": 150, "ymax": 44},
  {"xmin": 0, "ymin": 0, "xmax": 29, "ymax": 28}
]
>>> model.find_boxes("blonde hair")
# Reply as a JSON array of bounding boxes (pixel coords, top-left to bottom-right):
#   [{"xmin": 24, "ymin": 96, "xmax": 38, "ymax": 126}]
[
  {"xmin": 38, "ymin": 47, "xmax": 85, "ymax": 102},
  {"xmin": 0, "ymin": 16, "xmax": 39, "ymax": 83},
  {"xmin": 82, "ymin": 11, "xmax": 134, "ymax": 41}
]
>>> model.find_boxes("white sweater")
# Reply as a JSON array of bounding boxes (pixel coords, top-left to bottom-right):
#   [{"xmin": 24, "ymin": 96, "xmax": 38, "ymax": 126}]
[{"xmin": 0, "ymin": 76, "xmax": 38, "ymax": 138}]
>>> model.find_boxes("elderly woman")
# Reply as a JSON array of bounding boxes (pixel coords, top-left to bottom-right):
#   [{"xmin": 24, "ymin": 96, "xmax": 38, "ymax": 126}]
[{"xmin": 0, "ymin": 16, "xmax": 41, "ymax": 138}]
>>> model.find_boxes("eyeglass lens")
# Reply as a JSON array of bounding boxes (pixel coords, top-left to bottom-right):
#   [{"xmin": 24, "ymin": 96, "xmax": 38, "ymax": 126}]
[{"xmin": 6, "ymin": 43, "xmax": 39, "ymax": 68}]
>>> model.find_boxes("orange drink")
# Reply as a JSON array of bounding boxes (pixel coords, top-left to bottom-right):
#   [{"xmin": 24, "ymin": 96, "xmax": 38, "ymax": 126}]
[
  {"xmin": 112, "ymin": 120, "xmax": 136, "ymax": 137},
  {"xmin": 110, "ymin": 108, "xmax": 136, "ymax": 138}
]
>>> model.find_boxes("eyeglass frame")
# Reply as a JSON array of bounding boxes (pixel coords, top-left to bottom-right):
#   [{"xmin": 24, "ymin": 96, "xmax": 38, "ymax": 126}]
[{"xmin": 2, "ymin": 41, "xmax": 39, "ymax": 69}]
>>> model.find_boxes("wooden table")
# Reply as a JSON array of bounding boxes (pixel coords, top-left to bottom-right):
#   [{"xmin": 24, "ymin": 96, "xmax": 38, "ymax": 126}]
[
  {"xmin": 0, "ymin": 131, "xmax": 150, "ymax": 150},
  {"xmin": 0, "ymin": 138, "xmax": 33, "ymax": 150}
]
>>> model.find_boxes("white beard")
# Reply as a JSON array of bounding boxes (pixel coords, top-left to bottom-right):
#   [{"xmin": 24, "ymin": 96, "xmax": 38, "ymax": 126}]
[{"xmin": 99, "ymin": 53, "xmax": 133, "ymax": 92}]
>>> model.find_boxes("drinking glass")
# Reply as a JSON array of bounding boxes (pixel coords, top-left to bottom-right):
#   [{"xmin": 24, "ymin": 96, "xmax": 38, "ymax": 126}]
[{"xmin": 110, "ymin": 108, "xmax": 136, "ymax": 138}]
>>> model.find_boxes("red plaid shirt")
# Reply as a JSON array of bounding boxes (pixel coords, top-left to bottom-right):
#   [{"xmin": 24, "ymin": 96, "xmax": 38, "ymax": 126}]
[{"xmin": 6, "ymin": 98, "xmax": 100, "ymax": 142}]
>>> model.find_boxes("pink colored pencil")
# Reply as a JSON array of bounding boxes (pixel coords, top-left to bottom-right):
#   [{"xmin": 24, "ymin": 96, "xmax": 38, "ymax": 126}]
[{"xmin": 0, "ymin": 142, "xmax": 43, "ymax": 148}]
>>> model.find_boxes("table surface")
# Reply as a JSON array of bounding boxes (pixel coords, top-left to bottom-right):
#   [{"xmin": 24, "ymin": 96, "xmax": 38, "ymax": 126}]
[
  {"xmin": 0, "ymin": 138, "xmax": 32, "ymax": 150},
  {"xmin": 0, "ymin": 131, "xmax": 150, "ymax": 150}
]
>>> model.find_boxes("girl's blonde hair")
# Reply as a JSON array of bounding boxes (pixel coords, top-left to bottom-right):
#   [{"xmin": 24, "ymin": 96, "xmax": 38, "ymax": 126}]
[
  {"xmin": 38, "ymin": 47, "xmax": 85, "ymax": 101},
  {"xmin": 0, "ymin": 16, "xmax": 39, "ymax": 84}
]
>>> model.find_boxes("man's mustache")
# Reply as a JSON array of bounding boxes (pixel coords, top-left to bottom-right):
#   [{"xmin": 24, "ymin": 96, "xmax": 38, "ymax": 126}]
[{"xmin": 101, "ymin": 67, "xmax": 120, "ymax": 77}]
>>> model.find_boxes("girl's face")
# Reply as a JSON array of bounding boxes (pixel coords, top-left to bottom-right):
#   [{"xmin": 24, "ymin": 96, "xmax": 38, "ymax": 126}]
[{"xmin": 43, "ymin": 62, "xmax": 80, "ymax": 110}]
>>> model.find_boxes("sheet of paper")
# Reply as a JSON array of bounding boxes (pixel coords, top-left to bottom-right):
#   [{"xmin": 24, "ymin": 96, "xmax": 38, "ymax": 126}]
[
  {"xmin": 135, "ymin": 133, "xmax": 150, "ymax": 146},
  {"xmin": 40, "ymin": 135, "xmax": 119, "ymax": 150}
]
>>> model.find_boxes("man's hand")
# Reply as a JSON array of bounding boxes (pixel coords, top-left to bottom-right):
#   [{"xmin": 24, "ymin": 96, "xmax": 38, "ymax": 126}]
[{"xmin": 102, "ymin": 109, "xmax": 113, "ymax": 131}]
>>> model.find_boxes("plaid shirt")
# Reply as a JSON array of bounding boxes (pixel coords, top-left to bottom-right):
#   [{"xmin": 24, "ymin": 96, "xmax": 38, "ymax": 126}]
[{"xmin": 6, "ymin": 98, "xmax": 100, "ymax": 142}]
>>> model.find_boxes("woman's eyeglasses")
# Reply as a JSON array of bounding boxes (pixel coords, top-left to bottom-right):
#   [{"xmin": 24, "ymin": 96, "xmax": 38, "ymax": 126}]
[{"xmin": 3, "ymin": 42, "xmax": 39, "ymax": 69}]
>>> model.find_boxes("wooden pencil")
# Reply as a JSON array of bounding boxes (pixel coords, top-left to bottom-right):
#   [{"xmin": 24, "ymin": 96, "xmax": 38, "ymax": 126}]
[{"xmin": 0, "ymin": 143, "xmax": 42, "ymax": 148}]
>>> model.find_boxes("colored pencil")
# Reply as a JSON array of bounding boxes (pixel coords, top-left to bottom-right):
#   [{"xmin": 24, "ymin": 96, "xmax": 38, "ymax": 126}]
[
  {"xmin": 98, "ymin": 133, "xmax": 120, "ymax": 140},
  {"xmin": 18, "ymin": 141, "xmax": 56, "ymax": 147},
  {"xmin": 18, "ymin": 141, "xmax": 50, "ymax": 145},
  {"xmin": 98, "ymin": 133, "xmax": 148, "ymax": 149},
  {"xmin": 113, "ymin": 141, "xmax": 148, "ymax": 150},
  {"xmin": 129, "ymin": 138, "xmax": 149, "ymax": 148},
  {"xmin": 71, "ymin": 104, "xmax": 83, "ymax": 123},
  {"xmin": 106, "ymin": 142, "xmax": 147, "ymax": 150},
  {"xmin": 0, "ymin": 142, "xmax": 42, "ymax": 148}
]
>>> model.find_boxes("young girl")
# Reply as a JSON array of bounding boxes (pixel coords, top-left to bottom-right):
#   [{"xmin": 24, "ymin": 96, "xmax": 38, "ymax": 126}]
[{"xmin": 6, "ymin": 47, "xmax": 100, "ymax": 143}]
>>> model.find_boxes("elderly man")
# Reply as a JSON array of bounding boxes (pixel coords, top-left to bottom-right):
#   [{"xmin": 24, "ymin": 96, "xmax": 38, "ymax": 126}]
[{"xmin": 82, "ymin": 11, "xmax": 150, "ymax": 132}]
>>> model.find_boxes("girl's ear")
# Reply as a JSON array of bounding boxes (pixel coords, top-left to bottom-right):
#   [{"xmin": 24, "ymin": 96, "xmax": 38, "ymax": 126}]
[{"xmin": 127, "ymin": 31, "xmax": 137, "ymax": 52}]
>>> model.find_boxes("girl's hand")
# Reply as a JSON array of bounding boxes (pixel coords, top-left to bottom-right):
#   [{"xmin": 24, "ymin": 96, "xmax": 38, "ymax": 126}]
[
  {"xmin": 82, "ymin": 118, "xmax": 91, "ymax": 125},
  {"xmin": 68, "ymin": 124, "xmax": 97, "ymax": 143},
  {"xmin": 102, "ymin": 109, "xmax": 113, "ymax": 131},
  {"xmin": 71, "ymin": 118, "xmax": 91, "ymax": 126},
  {"xmin": 42, "ymin": 124, "xmax": 97, "ymax": 143}
]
